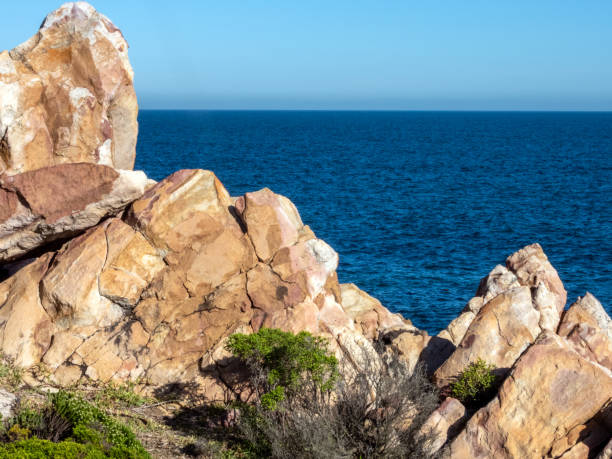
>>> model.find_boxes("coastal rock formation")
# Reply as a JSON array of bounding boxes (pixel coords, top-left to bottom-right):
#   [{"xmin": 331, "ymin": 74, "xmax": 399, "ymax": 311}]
[
  {"xmin": 0, "ymin": 2, "xmax": 137, "ymax": 175},
  {"xmin": 433, "ymin": 243, "xmax": 566, "ymax": 387},
  {"xmin": 421, "ymin": 397, "xmax": 467, "ymax": 455},
  {"xmin": 0, "ymin": 163, "xmax": 148, "ymax": 262},
  {"xmin": 0, "ymin": 169, "xmax": 403, "ymax": 400},
  {"xmin": 447, "ymin": 332, "xmax": 612, "ymax": 458},
  {"xmin": 558, "ymin": 293, "xmax": 612, "ymax": 371},
  {"xmin": 0, "ymin": 4, "xmax": 611, "ymax": 457}
]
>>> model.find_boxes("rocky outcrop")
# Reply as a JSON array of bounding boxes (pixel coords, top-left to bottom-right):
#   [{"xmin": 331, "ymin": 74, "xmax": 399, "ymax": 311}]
[
  {"xmin": 558, "ymin": 293, "xmax": 612, "ymax": 371},
  {"xmin": 0, "ymin": 163, "xmax": 148, "ymax": 262},
  {"xmin": 0, "ymin": 170, "xmax": 392, "ymax": 400},
  {"xmin": 447, "ymin": 332, "xmax": 612, "ymax": 458},
  {"xmin": 433, "ymin": 243, "xmax": 566, "ymax": 387},
  {"xmin": 421, "ymin": 397, "xmax": 467, "ymax": 455},
  {"xmin": 1, "ymin": 4, "xmax": 611, "ymax": 458},
  {"xmin": 0, "ymin": 2, "xmax": 137, "ymax": 175}
]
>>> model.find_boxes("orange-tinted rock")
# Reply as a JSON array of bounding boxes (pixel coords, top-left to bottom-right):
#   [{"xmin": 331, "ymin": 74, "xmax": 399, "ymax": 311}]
[
  {"xmin": 0, "ymin": 163, "xmax": 148, "ymax": 262},
  {"xmin": 552, "ymin": 419, "xmax": 610, "ymax": 459},
  {"xmin": 433, "ymin": 286, "xmax": 540, "ymax": 387},
  {"xmin": 0, "ymin": 254, "xmax": 54, "ymax": 366},
  {"xmin": 340, "ymin": 283, "xmax": 408, "ymax": 340},
  {"xmin": 235, "ymin": 188, "xmax": 305, "ymax": 262},
  {"xmin": 448, "ymin": 332, "xmax": 612, "ymax": 459},
  {"xmin": 0, "ymin": 169, "xmax": 392, "ymax": 394},
  {"xmin": 558, "ymin": 293, "xmax": 612, "ymax": 371},
  {"xmin": 99, "ymin": 219, "xmax": 165, "ymax": 306},
  {"xmin": 506, "ymin": 243, "xmax": 567, "ymax": 331},
  {"xmin": 0, "ymin": 2, "xmax": 137, "ymax": 175},
  {"xmin": 434, "ymin": 265, "xmax": 519, "ymax": 369},
  {"xmin": 421, "ymin": 397, "xmax": 467, "ymax": 455}
]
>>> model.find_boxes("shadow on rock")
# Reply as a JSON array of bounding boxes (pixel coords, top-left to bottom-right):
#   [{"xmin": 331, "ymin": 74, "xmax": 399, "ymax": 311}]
[{"xmin": 419, "ymin": 335, "xmax": 456, "ymax": 377}]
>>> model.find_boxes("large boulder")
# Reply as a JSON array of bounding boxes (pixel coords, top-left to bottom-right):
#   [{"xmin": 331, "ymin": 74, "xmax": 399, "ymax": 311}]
[
  {"xmin": 0, "ymin": 2, "xmax": 137, "ymax": 175},
  {"xmin": 447, "ymin": 332, "xmax": 612, "ymax": 458},
  {"xmin": 0, "ymin": 163, "xmax": 148, "ymax": 262}
]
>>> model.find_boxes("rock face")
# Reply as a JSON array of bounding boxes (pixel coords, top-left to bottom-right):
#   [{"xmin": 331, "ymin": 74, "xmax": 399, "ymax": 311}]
[
  {"xmin": 0, "ymin": 170, "xmax": 394, "ymax": 400},
  {"xmin": 421, "ymin": 397, "xmax": 467, "ymax": 455},
  {"xmin": 433, "ymin": 243, "xmax": 566, "ymax": 387},
  {"xmin": 448, "ymin": 332, "xmax": 612, "ymax": 458},
  {"xmin": 0, "ymin": 2, "xmax": 137, "ymax": 175},
  {"xmin": 0, "ymin": 163, "xmax": 148, "ymax": 262},
  {"xmin": 558, "ymin": 293, "xmax": 612, "ymax": 371}
]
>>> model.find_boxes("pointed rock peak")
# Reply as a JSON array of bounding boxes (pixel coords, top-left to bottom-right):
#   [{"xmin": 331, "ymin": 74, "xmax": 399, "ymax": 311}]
[{"xmin": 1, "ymin": 1, "xmax": 137, "ymax": 175}]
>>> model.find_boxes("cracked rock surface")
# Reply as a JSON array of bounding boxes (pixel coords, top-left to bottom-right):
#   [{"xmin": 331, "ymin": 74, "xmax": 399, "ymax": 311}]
[
  {"xmin": 0, "ymin": 169, "xmax": 411, "ymax": 401},
  {"xmin": 0, "ymin": 2, "xmax": 137, "ymax": 175},
  {"xmin": 0, "ymin": 163, "xmax": 149, "ymax": 262}
]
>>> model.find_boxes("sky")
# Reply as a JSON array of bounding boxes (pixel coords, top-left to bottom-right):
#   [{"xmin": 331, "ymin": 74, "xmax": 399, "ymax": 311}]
[{"xmin": 1, "ymin": 1, "xmax": 611, "ymax": 110}]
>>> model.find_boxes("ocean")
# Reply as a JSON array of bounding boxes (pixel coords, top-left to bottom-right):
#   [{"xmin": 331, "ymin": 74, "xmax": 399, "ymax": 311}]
[{"xmin": 135, "ymin": 110, "xmax": 612, "ymax": 334}]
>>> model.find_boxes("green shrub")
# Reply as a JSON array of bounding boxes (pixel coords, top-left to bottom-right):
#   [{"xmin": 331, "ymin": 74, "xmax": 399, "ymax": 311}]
[
  {"xmin": 450, "ymin": 358, "xmax": 496, "ymax": 407},
  {"xmin": 226, "ymin": 328, "xmax": 339, "ymax": 410},
  {"xmin": 0, "ymin": 360, "xmax": 23, "ymax": 389},
  {"xmin": 0, "ymin": 437, "xmax": 105, "ymax": 458},
  {"xmin": 51, "ymin": 391, "xmax": 150, "ymax": 458},
  {"xmin": 97, "ymin": 382, "xmax": 150, "ymax": 408},
  {"xmin": 227, "ymin": 330, "xmax": 439, "ymax": 458}
]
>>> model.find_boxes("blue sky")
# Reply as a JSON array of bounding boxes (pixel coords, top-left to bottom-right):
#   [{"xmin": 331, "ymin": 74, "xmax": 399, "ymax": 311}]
[{"xmin": 2, "ymin": 1, "xmax": 611, "ymax": 110}]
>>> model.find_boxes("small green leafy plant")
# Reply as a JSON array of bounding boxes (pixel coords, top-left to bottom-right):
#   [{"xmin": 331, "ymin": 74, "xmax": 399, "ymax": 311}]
[
  {"xmin": 97, "ymin": 382, "xmax": 151, "ymax": 408},
  {"xmin": 51, "ymin": 391, "xmax": 149, "ymax": 457},
  {"xmin": 0, "ymin": 391, "xmax": 150, "ymax": 458},
  {"xmin": 0, "ymin": 358, "xmax": 22, "ymax": 389},
  {"xmin": 450, "ymin": 358, "xmax": 496, "ymax": 408},
  {"xmin": 226, "ymin": 328, "xmax": 339, "ymax": 410}
]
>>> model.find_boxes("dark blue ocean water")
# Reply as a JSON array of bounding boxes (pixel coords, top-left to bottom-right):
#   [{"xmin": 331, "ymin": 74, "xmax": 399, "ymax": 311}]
[{"xmin": 135, "ymin": 111, "xmax": 612, "ymax": 334}]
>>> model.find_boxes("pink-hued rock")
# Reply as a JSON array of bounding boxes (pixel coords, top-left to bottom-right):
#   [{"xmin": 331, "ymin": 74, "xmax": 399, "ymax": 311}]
[
  {"xmin": 340, "ymin": 283, "xmax": 409, "ymax": 340},
  {"xmin": 433, "ymin": 286, "xmax": 540, "ymax": 387},
  {"xmin": 0, "ymin": 170, "xmax": 396, "ymax": 397},
  {"xmin": 234, "ymin": 188, "xmax": 309, "ymax": 262},
  {"xmin": 0, "ymin": 163, "xmax": 148, "ymax": 262},
  {"xmin": 0, "ymin": 2, "xmax": 137, "ymax": 175},
  {"xmin": 506, "ymin": 243, "xmax": 567, "ymax": 331},
  {"xmin": 421, "ymin": 397, "xmax": 467, "ymax": 454},
  {"xmin": 448, "ymin": 332, "xmax": 612, "ymax": 459},
  {"xmin": 431, "ymin": 244, "xmax": 568, "ymax": 387},
  {"xmin": 558, "ymin": 293, "xmax": 612, "ymax": 371}
]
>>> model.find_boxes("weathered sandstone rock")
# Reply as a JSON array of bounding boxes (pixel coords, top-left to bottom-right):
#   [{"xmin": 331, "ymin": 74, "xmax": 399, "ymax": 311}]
[
  {"xmin": 0, "ymin": 2, "xmax": 137, "ymax": 175},
  {"xmin": 234, "ymin": 188, "xmax": 311, "ymax": 262},
  {"xmin": 0, "ymin": 163, "xmax": 148, "ymax": 262},
  {"xmin": 431, "ymin": 265, "xmax": 521, "ymax": 373},
  {"xmin": 555, "ymin": 419, "xmax": 611, "ymax": 459},
  {"xmin": 421, "ymin": 397, "xmax": 467, "ymax": 455},
  {"xmin": 506, "ymin": 242, "xmax": 567, "ymax": 331},
  {"xmin": 340, "ymin": 283, "xmax": 409, "ymax": 340},
  {"xmin": 448, "ymin": 332, "xmax": 612, "ymax": 458},
  {"xmin": 0, "ymin": 169, "xmax": 394, "ymax": 400},
  {"xmin": 558, "ymin": 293, "xmax": 612, "ymax": 371},
  {"xmin": 434, "ymin": 286, "xmax": 540, "ymax": 387},
  {"xmin": 338, "ymin": 283, "xmax": 431, "ymax": 373},
  {"xmin": 432, "ymin": 243, "xmax": 567, "ymax": 387}
]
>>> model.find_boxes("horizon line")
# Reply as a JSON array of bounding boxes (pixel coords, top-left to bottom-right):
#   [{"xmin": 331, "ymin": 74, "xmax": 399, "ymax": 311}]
[{"xmin": 138, "ymin": 108, "xmax": 612, "ymax": 113}]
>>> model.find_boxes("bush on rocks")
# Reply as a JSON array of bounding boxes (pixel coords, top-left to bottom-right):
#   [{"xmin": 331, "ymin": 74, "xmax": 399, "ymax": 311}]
[
  {"xmin": 450, "ymin": 358, "xmax": 496, "ymax": 408},
  {"xmin": 227, "ymin": 328, "xmax": 439, "ymax": 458}
]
